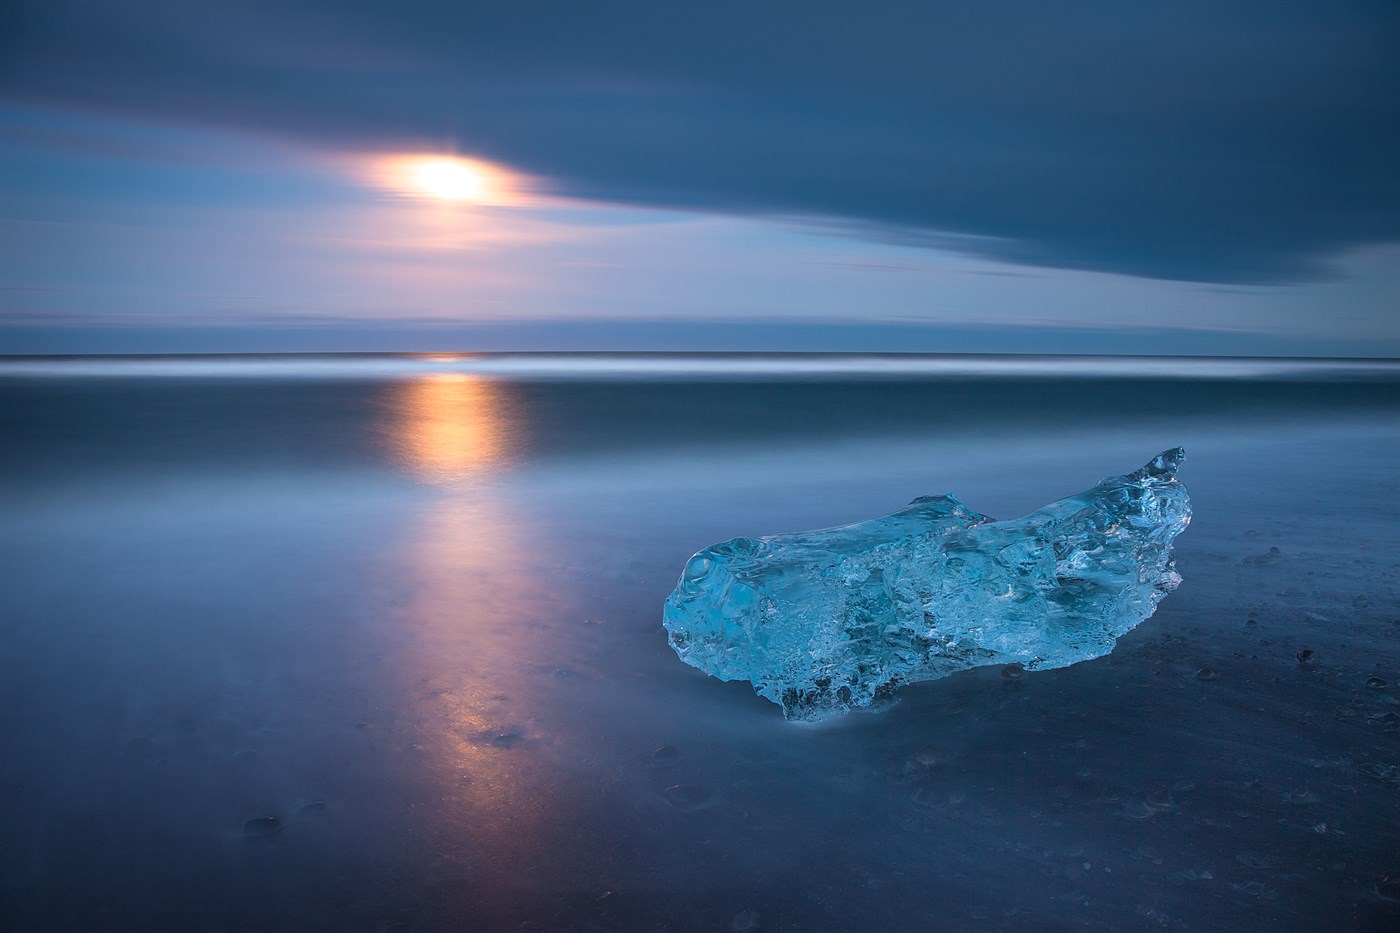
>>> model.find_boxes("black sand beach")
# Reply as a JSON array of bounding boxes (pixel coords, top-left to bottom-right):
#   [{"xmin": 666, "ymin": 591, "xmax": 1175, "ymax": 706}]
[{"xmin": 2, "ymin": 355, "xmax": 1397, "ymax": 932}]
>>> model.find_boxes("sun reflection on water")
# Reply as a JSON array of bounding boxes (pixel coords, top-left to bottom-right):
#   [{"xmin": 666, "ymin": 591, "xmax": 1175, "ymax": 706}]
[
  {"xmin": 387, "ymin": 373, "xmax": 517, "ymax": 483},
  {"xmin": 381, "ymin": 373, "xmax": 580, "ymax": 895}
]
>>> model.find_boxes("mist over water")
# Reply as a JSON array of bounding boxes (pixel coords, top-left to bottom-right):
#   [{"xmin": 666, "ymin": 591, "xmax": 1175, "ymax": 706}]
[{"xmin": 2, "ymin": 355, "xmax": 1397, "ymax": 932}]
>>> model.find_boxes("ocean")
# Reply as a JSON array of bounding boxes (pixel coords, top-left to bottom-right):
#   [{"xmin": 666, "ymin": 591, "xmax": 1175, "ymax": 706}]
[{"xmin": 2, "ymin": 353, "xmax": 1397, "ymax": 932}]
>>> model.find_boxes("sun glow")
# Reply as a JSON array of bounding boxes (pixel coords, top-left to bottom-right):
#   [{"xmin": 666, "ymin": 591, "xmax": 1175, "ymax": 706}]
[
  {"xmin": 367, "ymin": 154, "xmax": 531, "ymax": 206},
  {"xmin": 413, "ymin": 158, "xmax": 485, "ymax": 201}
]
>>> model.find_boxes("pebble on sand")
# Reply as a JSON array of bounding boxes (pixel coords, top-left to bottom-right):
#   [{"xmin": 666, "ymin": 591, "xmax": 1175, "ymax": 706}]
[{"xmin": 242, "ymin": 816, "xmax": 283, "ymax": 838}]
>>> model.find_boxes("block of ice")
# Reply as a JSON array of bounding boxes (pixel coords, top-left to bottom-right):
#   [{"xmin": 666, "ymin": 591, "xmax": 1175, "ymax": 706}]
[{"xmin": 663, "ymin": 449, "xmax": 1191, "ymax": 721}]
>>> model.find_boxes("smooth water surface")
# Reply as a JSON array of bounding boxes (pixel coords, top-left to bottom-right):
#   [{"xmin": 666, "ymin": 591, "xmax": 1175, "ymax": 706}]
[{"xmin": 2, "ymin": 354, "xmax": 1398, "ymax": 932}]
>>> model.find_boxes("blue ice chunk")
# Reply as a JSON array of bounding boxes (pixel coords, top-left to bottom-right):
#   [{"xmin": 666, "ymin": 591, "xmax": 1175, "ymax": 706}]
[{"xmin": 663, "ymin": 449, "xmax": 1191, "ymax": 721}]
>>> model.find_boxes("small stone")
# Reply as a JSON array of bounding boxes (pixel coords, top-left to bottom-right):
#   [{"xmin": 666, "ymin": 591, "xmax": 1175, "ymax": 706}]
[
  {"xmin": 1377, "ymin": 870, "xmax": 1400, "ymax": 902},
  {"xmin": 1196, "ymin": 667, "xmax": 1217, "ymax": 681},
  {"xmin": 652, "ymin": 745, "xmax": 679, "ymax": 763},
  {"xmin": 911, "ymin": 747, "xmax": 945, "ymax": 768},
  {"xmin": 1122, "ymin": 799, "xmax": 1155, "ymax": 820},
  {"xmin": 1243, "ymin": 547, "xmax": 1281, "ymax": 565},
  {"xmin": 732, "ymin": 909, "xmax": 761, "ymax": 931},
  {"xmin": 1366, "ymin": 677, "xmax": 1388, "ymax": 689},
  {"xmin": 1296, "ymin": 649, "xmax": 1316, "ymax": 666},
  {"xmin": 909, "ymin": 786, "xmax": 945, "ymax": 811},
  {"xmin": 1002, "ymin": 663, "xmax": 1024, "ymax": 680},
  {"xmin": 1145, "ymin": 788, "xmax": 1177, "ymax": 811},
  {"xmin": 242, "ymin": 816, "xmax": 283, "ymax": 838},
  {"xmin": 664, "ymin": 784, "xmax": 717, "ymax": 812}
]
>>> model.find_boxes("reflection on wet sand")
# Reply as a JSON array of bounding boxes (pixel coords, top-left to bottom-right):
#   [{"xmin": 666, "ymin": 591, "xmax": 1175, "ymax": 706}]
[
  {"xmin": 386, "ymin": 373, "xmax": 516, "ymax": 484},
  {"xmin": 381, "ymin": 374, "xmax": 583, "ymax": 912}
]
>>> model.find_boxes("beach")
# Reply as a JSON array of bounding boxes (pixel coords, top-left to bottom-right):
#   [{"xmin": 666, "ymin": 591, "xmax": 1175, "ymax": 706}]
[{"xmin": 2, "ymin": 354, "xmax": 1397, "ymax": 932}]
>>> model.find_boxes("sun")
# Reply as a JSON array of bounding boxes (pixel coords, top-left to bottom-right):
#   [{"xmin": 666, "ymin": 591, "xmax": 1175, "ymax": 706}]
[
  {"xmin": 365, "ymin": 154, "xmax": 529, "ymax": 206},
  {"xmin": 412, "ymin": 158, "xmax": 486, "ymax": 202}
]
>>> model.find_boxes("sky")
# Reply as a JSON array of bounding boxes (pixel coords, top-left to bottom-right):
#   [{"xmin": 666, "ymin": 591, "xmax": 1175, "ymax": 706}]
[{"xmin": 1, "ymin": 0, "xmax": 1397, "ymax": 356}]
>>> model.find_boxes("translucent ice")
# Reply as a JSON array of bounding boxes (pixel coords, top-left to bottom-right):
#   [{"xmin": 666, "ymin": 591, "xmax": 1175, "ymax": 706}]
[{"xmin": 663, "ymin": 449, "xmax": 1191, "ymax": 721}]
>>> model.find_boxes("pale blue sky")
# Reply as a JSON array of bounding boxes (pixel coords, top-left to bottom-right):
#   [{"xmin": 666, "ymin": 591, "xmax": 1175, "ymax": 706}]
[{"xmin": 2, "ymin": 1, "xmax": 1396, "ymax": 356}]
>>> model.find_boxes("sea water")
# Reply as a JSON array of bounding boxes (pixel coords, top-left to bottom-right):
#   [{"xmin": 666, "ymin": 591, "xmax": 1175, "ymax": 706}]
[{"xmin": 2, "ymin": 354, "xmax": 1397, "ymax": 932}]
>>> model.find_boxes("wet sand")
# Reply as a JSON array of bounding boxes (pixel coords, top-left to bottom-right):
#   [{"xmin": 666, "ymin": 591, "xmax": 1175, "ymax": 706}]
[{"xmin": 1, "ymin": 356, "xmax": 1397, "ymax": 931}]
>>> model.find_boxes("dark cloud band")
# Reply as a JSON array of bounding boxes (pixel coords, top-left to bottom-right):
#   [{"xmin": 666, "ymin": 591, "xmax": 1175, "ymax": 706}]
[{"xmin": 3, "ymin": 0, "xmax": 1396, "ymax": 284}]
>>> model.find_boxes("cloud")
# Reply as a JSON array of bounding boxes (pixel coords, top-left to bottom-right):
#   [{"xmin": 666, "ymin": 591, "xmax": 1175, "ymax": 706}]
[{"xmin": 2, "ymin": 0, "xmax": 1397, "ymax": 284}]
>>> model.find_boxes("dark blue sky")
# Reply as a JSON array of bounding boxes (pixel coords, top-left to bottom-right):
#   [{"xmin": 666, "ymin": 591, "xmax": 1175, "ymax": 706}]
[{"xmin": 1, "ymin": 0, "xmax": 1397, "ymax": 354}]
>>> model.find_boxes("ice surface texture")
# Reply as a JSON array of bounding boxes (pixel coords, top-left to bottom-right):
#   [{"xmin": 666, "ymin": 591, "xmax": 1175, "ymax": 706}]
[{"xmin": 663, "ymin": 449, "xmax": 1191, "ymax": 721}]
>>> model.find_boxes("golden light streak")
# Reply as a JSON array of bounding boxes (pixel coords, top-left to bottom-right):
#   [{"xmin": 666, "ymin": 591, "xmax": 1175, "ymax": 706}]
[
  {"xmin": 379, "ymin": 374, "xmax": 567, "ymax": 887},
  {"xmin": 385, "ymin": 373, "xmax": 515, "ymax": 483}
]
